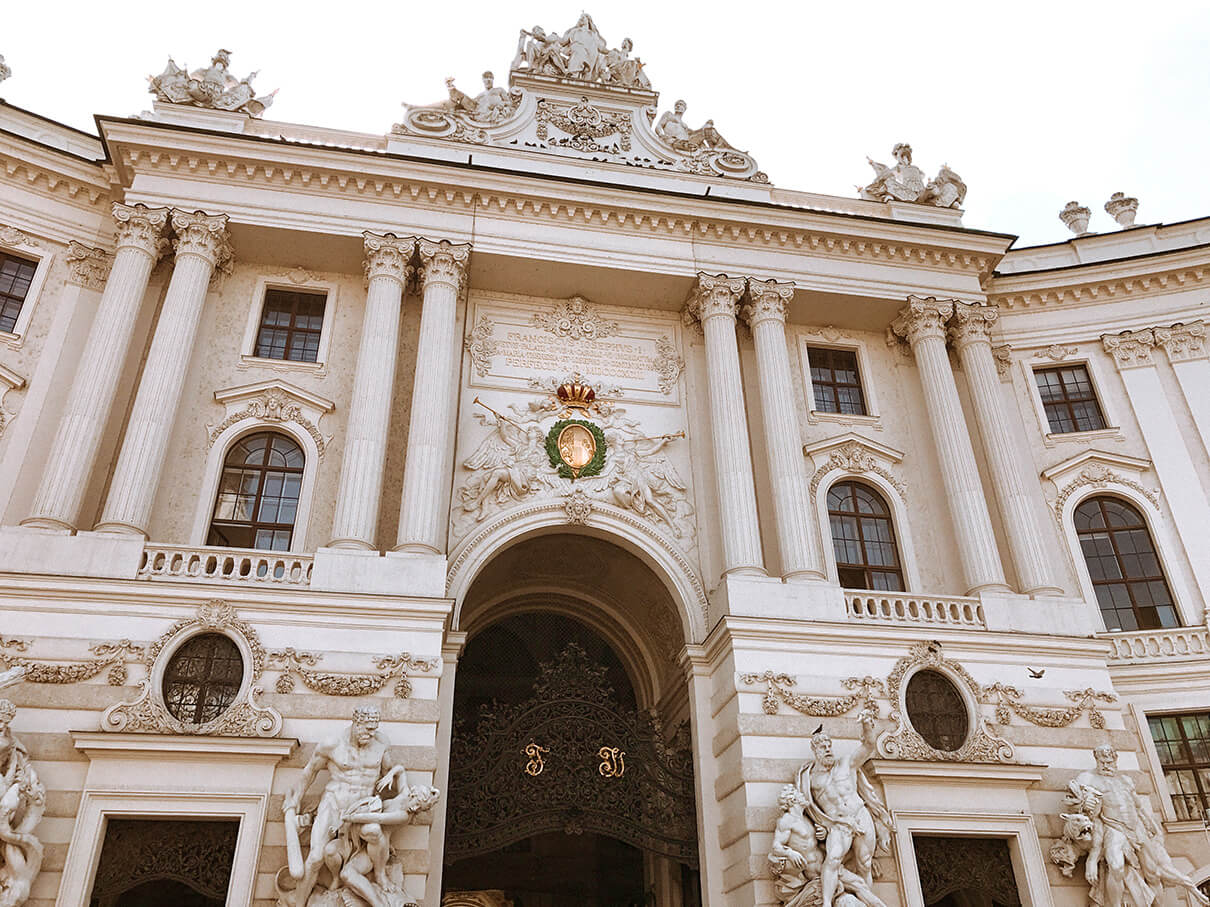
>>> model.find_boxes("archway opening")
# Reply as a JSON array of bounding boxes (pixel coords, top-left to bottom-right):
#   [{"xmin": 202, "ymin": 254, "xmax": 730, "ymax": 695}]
[{"xmin": 442, "ymin": 533, "xmax": 702, "ymax": 907}]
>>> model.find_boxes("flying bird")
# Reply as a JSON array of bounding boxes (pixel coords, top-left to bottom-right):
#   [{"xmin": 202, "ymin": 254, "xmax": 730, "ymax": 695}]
[{"xmin": 1027, "ymin": 667, "xmax": 1045, "ymax": 679}]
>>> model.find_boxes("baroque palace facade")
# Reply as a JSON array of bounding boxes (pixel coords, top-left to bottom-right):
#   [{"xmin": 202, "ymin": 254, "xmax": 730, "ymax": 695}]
[{"xmin": 1, "ymin": 16, "xmax": 1210, "ymax": 907}]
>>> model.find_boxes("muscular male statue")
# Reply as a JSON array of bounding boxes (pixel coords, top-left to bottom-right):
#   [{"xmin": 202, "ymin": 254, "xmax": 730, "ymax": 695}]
[
  {"xmin": 798, "ymin": 711, "xmax": 893, "ymax": 907},
  {"xmin": 283, "ymin": 706, "xmax": 403, "ymax": 907},
  {"xmin": 1076, "ymin": 743, "xmax": 1208, "ymax": 907}
]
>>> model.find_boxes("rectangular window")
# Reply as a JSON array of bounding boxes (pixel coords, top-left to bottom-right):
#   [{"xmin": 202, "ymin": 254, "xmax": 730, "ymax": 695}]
[
  {"xmin": 807, "ymin": 347, "xmax": 867, "ymax": 415},
  {"xmin": 1034, "ymin": 365, "xmax": 1107, "ymax": 433},
  {"xmin": 254, "ymin": 289, "xmax": 327, "ymax": 362},
  {"xmin": 1148, "ymin": 712, "xmax": 1210, "ymax": 820},
  {"xmin": 0, "ymin": 251, "xmax": 38, "ymax": 334}
]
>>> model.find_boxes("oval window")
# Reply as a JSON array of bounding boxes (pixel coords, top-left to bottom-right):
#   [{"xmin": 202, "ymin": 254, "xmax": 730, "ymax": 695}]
[
  {"xmin": 905, "ymin": 669, "xmax": 968, "ymax": 752},
  {"xmin": 162, "ymin": 633, "xmax": 244, "ymax": 725}
]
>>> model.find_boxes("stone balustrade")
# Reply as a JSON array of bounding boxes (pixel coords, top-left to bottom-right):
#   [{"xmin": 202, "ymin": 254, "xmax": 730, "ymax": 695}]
[
  {"xmin": 138, "ymin": 544, "xmax": 313, "ymax": 586},
  {"xmin": 1103, "ymin": 627, "xmax": 1210, "ymax": 663},
  {"xmin": 845, "ymin": 591, "xmax": 986, "ymax": 628}
]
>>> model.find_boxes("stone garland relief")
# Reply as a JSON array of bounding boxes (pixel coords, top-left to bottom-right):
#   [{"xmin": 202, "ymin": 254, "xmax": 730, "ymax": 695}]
[
  {"xmin": 743, "ymin": 642, "xmax": 1116, "ymax": 765},
  {"xmin": 269, "ymin": 649, "xmax": 440, "ymax": 699},
  {"xmin": 0, "ymin": 637, "xmax": 143, "ymax": 685},
  {"xmin": 1051, "ymin": 744, "xmax": 1209, "ymax": 907},
  {"xmin": 0, "ymin": 669, "xmax": 45, "ymax": 907}
]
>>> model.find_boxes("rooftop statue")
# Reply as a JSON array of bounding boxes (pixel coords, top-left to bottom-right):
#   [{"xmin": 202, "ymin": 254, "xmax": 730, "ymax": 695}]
[
  {"xmin": 859, "ymin": 143, "xmax": 966, "ymax": 209},
  {"xmin": 1049, "ymin": 743, "xmax": 1209, "ymax": 907},
  {"xmin": 511, "ymin": 14, "xmax": 652, "ymax": 90},
  {"xmin": 655, "ymin": 99, "xmax": 738, "ymax": 152},
  {"xmin": 277, "ymin": 706, "xmax": 441, "ymax": 907},
  {"xmin": 148, "ymin": 49, "xmax": 276, "ymax": 118},
  {"xmin": 0, "ymin": 668, "xmax": 44, "ymax": 907}
]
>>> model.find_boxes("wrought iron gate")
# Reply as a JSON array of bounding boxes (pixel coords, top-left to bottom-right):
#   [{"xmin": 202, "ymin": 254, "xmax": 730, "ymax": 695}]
[{"xmin": 445, "ymin": 642, "xmax": 698, "ymax": 866}]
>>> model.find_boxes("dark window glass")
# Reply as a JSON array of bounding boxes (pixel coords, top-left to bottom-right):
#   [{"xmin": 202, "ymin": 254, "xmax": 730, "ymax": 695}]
[
  {"xmin": 207, "ymin": 432, "xmax": 303, "ymax": 551},
  {"xmin": 827, "ymin": 481, "xmax": 904, "ymax": 591},
  {"xmin": 807, "ymin": 347, "xmax": 867, "ymax": 416},
  {"xmin": 1034, "ymin": 366, "xmax": 1107, "ymax": 433},
  {"xmin": 1075, "ymin": 496, "xmax": 1178, "ymax": 631},
  {"xmin": 162, "ymin": 633, "xmax": 243, "ymax": 725},
  {"xmin": 1148, "ymin": 712, "xmax": 1210, "ymax": 821},
  {"xmin": 254, "ymin": 289, "xmax": 326, "ymax": 362},
  {"xmin": 0, "ymin": 251, "xmax": 38, "ymax": 334},
  {"xmin": 906, "ymin": 670, "xmax": 968, "ymax": 752}
]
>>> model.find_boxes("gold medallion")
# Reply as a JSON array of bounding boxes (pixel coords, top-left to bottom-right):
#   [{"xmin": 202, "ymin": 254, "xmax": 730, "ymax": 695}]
[{"xmin": 557, "ymin": 423, "xmax": 597, "ymax": 477}]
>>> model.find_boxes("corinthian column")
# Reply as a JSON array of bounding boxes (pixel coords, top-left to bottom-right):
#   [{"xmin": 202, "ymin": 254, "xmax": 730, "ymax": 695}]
[
  {"xmin": 891, "ymin": 297, "xmax": 1007, "ymax": 593},
  {"xmin": 329, "ymin": 233, "xmax": 415, "ymax": 549},
  {"xmin": 741, "ymin": 278, "xmax": 824, "ymax": 580},
  {"xmin": 395, "ymin": 238, "xmax": 470, "ymax": 553},
  {"xmin": 950, "ymin": 303, "xmax": 1061, "ymax": 595},
  {"xmin": 685, "ymin": 273, "xmax": 763, "ymax": 575},
  {"xmin": 23, "ymin": 203, "xmax": 169, "ymax": 532},
  {"xmin": 96, "ymin": 210, "xmax": 231, "ymax": 537}
]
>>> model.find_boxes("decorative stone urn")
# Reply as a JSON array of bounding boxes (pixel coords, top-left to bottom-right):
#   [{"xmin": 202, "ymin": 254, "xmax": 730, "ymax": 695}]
[
  {"xmin": 1105, "ymin": 192, "xmax": 1139, "ymax": 228},
  {"xmin": 1060, "ymin": 201, "xmax": 1092, "ymax": 236}
]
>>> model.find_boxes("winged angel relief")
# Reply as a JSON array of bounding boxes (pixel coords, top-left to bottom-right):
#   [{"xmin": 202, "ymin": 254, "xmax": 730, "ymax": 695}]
[{"xmin": 455, "ymin": 397, "xmax": 693, "ymax": 542}]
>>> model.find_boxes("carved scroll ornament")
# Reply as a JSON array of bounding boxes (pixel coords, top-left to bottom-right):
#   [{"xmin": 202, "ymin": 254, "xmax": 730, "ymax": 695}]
[{"xmin": 269, "ymin": 649, "xmax": 439, "ymax": 699}]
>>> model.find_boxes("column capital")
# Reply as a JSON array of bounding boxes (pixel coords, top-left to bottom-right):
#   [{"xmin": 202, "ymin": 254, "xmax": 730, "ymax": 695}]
[
  {"xmin": 891, "ymin": 295, "xmax": 954, "ymax": 346},
  {"xmin": 1154, "ymin": 321, "xmax": 1207, "ymax": 363},
  {"xmin": 685, "ymin": 272, "xmax": 746, "ymax": 324},
  {"xmin": 1102, "ymin": 329, "xmax": 1157, "ymax": 370},
  {"xmin": 948, "ymin": 301, "xmax": 999, "ymax": 349},
  {"xmin": 170, "ymin": 209, "xmax": 232, "ymax": 269},
  {"xmin": 112, "ymin": 203, "xmax": 170, "ymax": 258},
  {"xmin": 417, "ymin": 238, "xmax": 471, "ymax": 292},
  {"xmin": 363, "ymin": 232, "xmax": 417, "ymax": 284},
  {"xmin": 740, "ymin": 277, "xmax": 794, "ymax": 326}
]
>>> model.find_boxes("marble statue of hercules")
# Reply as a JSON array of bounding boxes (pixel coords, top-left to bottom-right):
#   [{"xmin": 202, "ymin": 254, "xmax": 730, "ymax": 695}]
[
  {"xmin": 800, "ymin": 710, "xmax": 890, "ymax": 907},
  {"xmin": 284, "ymin": 706, "xmax": 404, "ymax": 907}
]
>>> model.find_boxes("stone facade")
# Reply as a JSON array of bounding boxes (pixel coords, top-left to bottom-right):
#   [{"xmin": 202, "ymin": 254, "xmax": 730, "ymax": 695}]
[{"xmin": 0, "ymin": 16, "xmax": 1209, "ymax": 907}]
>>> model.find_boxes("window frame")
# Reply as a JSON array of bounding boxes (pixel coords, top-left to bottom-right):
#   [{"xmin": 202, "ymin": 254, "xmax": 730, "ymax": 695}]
[
  {"xmin": 239, "ymin": 275, "xmax": 339, "ymax": 371},
  {"xmin": 1032, "ymin": 362, "xmax": 1109, "ymax": 435},
  {"xmin": 1018, "ymin": 356, "xmax": 1121, "ymax": 446},
  {"xmin": 206, "ymin": 431, "xmax": 306, "ymax": 553},
  {"xmin": 193, "ymin": 421, "xmax": 319, "ymax": 554},
  {"xmin": 0, "ymin": 230, "xmax": 54, "ymax": 347},
  {"xmin": 824, "ymin": 479, "xmax": 907, "ymax": 592},
  {"xmin": 804, "ymin": 345, "xmax": 868, "ymax": 417},
  {"xmin": 796, "ymin": 332, "xmax": 882, "ymax": 428},
  {"xmin": 1144, "ymin": 710, "xmax": 1210, "ymax": 823}
]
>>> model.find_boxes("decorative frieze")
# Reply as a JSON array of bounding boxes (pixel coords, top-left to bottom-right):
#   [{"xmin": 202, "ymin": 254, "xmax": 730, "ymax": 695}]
[{"xmin": 268, "ymin": 649, "xmax": 439, "ymax": 699}]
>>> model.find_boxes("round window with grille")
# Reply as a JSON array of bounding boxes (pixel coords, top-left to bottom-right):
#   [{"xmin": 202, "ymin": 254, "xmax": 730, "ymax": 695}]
[
  {"xmin": 905, "ymin": 669, "xmax": 969, "ymax": 752},
  {"xmin": 162, "ymin": 633, "xmax": 244, "ymax": 725}
]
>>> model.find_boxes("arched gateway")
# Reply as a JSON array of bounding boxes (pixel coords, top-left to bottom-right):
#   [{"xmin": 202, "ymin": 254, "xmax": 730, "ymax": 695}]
[{"xmin": 440, "ymin": 533, "xmax": 704, "ymax": 907}]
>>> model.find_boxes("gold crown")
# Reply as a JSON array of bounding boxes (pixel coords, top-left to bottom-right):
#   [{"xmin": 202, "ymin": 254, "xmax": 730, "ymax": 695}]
[{"xmin": 556, "ymin": 381, "xmax": 595, "ymax": 410}]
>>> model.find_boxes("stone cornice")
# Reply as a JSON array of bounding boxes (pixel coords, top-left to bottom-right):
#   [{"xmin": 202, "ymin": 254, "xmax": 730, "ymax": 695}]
[
  {"xmin": 0, "ymin": 131, "xmax": 112, "ymax": 210},
  {"xmin": 98, "ymin": 119, "xmax": 1006, "ymax": 280}
]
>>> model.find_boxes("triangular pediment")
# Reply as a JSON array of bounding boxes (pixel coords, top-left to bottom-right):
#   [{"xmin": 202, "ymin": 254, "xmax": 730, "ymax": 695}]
[
  {"xmin": 388, "ymin": 14, "xmax": 770, "ymax": 193},
  {"xmin": 1041, "ymin": 449, "xmax": 1152, "ymax": 485},
  {"xmin": 803, "ymin": 432, "xmax": 905, "ymax": 465}
]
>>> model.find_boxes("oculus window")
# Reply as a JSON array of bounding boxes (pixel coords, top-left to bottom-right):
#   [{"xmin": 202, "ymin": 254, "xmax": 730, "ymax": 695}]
[
  {"xmin": 905, "ymin": 669, "xmax": 968, "ymax": 752},
  {"xmin": 162, "ymin": 633, "xmax": 243, "ymax": 725}
]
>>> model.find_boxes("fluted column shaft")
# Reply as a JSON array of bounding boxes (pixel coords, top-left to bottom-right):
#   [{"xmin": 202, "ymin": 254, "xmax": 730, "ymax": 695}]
[
  {"xmin": 23, "ymin": 204, "xmax": 169, "ymax": 531},
  {"xmin": 96, "ymin": 210, "xmax": 231, "ymax": 536},
  {"xmin": 742, "ymin": 279, "xmax": 824, "ymax": 579},
  {"xmin": 892, "ymin": 297, "xmax": 1006, "ymax": 593},
  {"xmin": 951, "ymin": 303, "xmax": 1060, "ymax": 595},
  {"xmin": 395, "ymin": 239, "xmax": 470, "ymax": 553},
  {"xmin": 687, "ymin": 273, "xmax": 763, "ymax": 574},
  {"xmin": 329, "ymin": 233, "xmax": 415, "ymax": 549}
]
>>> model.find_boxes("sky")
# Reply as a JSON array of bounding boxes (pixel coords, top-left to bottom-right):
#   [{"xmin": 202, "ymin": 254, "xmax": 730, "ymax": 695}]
[{"xmin": 3, "ymin": 0, "xmax": 1208, "ymax": 246}]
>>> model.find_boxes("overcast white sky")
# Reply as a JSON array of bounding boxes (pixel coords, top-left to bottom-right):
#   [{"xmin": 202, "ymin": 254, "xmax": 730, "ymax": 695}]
[{"xmin": 4, "ymin": 0, "xmax": 1207, "ymax": 246}]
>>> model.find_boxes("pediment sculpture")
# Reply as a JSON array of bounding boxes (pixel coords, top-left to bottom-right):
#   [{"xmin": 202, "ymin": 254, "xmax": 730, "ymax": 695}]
[
  {"xmin": 858, "ymin": 143, "xmax": 966, "ymax": 209},
  {"xmin": 1049, "ymin": 744, "xmax": 1209, "ymax": 907},
  {"xmin": 277, "ymin": 706, "xmax": 441, "ymax": 907},
  {"xmin": 0, "ymin": 668, "xmax": 45, "ymax": 907},
  {"xmin": 148, "ymin": 48, "xmax": 276, "ymax": 118},
  {"xmin": 393, "ymin": 15, "xmax": 768, "ymax": 183}
]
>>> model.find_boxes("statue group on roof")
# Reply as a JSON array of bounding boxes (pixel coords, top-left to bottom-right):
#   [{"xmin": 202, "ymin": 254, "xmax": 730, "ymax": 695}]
[
  {"xmin": 148, "ymin": 48, "xmax": 276, "ymax": 118},
  {"xmin": 858, "ymin": 143, "xmax": 966, "ymax": 209},
  {"xmin": 511, "ymin": 14, "xmax": 651, "ymax": 89}
]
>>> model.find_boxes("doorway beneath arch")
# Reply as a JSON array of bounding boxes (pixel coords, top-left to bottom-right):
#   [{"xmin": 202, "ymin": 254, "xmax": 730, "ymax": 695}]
[{"xmin": 441, "ymin": 534, "xmax": 702, "ymax": 907}]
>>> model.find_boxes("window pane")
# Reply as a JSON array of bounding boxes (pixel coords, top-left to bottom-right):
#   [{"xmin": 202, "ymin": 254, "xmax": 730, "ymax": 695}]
[
  {"xmin": 255, "ymin": 289, "xmax": 327, "ymax": 362},
  {"xmin": 828, "ymin": 482, "xmax": 903, "ymax": 590},
  {"xmin": 1035, "ymin": 365, "xmax": 1105, "ymax": 433},
  {"xmin": 807, "ymin": 347, "xmax": 867, "ymax": 416}
]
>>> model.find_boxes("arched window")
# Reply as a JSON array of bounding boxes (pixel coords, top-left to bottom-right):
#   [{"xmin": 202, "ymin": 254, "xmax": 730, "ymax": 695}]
[
  {"xmin": 827, "ymin": 481, "xmax": 904, "ymax": 591},
  {"xmin": 207, "ymin": 432, "xmax": 303, "ymax": 551},
  {"xmin": 1075, "ymin": 496, "xmax": 1178, "ymax": 631},
  {"xmin": 162, "ymin": 633, "xmax": 243, "ymax": 725}
]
